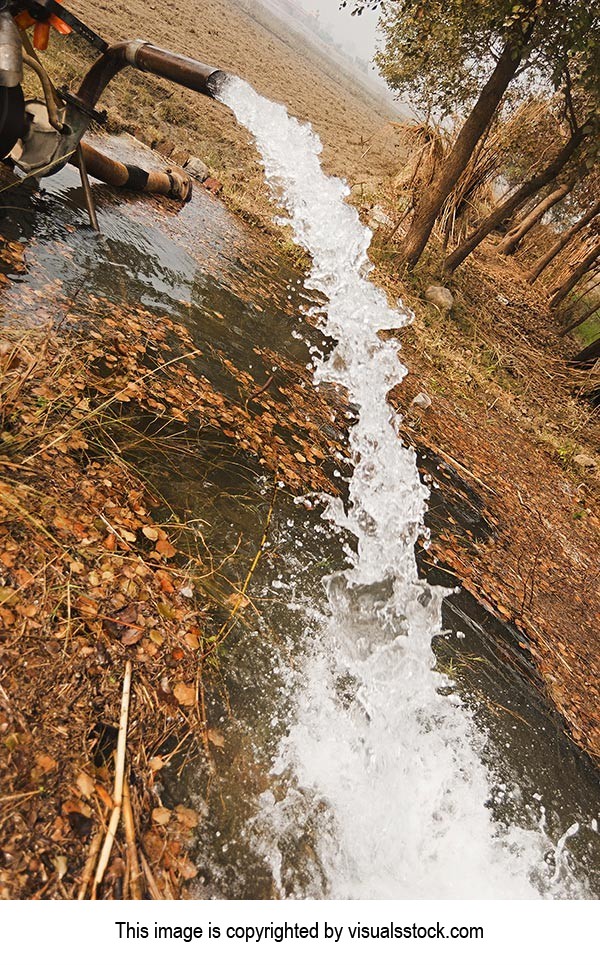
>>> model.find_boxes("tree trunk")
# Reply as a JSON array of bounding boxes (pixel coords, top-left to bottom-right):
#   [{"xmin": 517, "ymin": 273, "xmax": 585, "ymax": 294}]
[
  {"xmin": 528, "ymin": 200, "xmax": 600, "ymax": 283},
  {"xmin": 572, "ymin": 336, "xmax": 600, "ymax": 365},
  {"xmin": 571, "ymin": 275, "xmax": 600, "ymax": 310},
  {"xmin": 396, "ymin": 35, "xmax": 529, "ymax": 269},
  {"xmin": 496, "ymin": 181, "xmax": 572, "ymax": 256},
  {"xmin": 445, "ymin": 123, "xmax": 589, "ymax": 273},
  {"xmin": 549, "ymin": 243, "xmax": 600, "ymax": 309},
  {"xmin": 560, "ymin": 295, "xmax": 600, "ymax": 336}
]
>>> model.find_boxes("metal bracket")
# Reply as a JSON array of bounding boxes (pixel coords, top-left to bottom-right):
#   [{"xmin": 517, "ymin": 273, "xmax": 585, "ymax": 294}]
[{"xmin": 58, "ymin": 86, "xmax": 107, "ymax": 124}]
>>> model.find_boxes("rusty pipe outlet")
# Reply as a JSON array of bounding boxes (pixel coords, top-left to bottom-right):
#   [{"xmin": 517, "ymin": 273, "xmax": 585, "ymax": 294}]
[
  {"xmin": 76, "ymin": 41, "xmax": 226, "ymax": 112},
  {"xmin": 26, "ymin": 37, "xmax": 229, "ymax": 207}
]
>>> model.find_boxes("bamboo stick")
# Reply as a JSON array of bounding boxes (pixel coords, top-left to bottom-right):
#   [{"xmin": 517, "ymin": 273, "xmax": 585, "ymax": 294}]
[{"xmin": 92, "ymin": 661, "xmax": 132, "ymax": 896}]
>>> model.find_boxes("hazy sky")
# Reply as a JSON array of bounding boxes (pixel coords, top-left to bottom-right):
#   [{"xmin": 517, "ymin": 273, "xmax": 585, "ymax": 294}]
[{"xmin": 291, "ymin": 0, "xmax": 381, "ymax": 62}]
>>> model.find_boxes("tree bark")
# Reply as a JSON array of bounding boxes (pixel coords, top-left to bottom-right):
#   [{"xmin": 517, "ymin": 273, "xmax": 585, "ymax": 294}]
[
  {"xmin": 572, "ymin": 336, "xmax": 600, "ymax": 365},
  {"xmin": 396, "ymin": 33, "xmax": 530, "ymax": 269},
  {"xmin": 528, "ymin": 200, "xmax": 600, "ymax": 283},
  {"xmin": 560, "ymin": 294, "xmax": 600, "ymax": 336},
  {"xmin": 445, "ymin": 123, "xmax": 589, "ymax": 273},
  {"xmin": 549, "ymin": 242, "xmax": 600, "ymax": 309},
  {"xmin": 496, "ymin": 181, "xmax": 572, "ymax": 255},
  {"xmin": 571, "ymin": 275, "xmax": 600, "ymax": 310}
]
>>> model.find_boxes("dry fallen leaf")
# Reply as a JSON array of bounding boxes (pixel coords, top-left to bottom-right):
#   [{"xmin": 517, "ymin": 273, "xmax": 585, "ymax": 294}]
[
  {"xmin": 225, "ymin": 591, "xmax": 250, "ymax": 611},
  {"xmin": 175, "ymin": 805, "xmax": 199, "ymax": 829},
  {"xmin": 142, "ymin": 526, "xmax": 159, "ymax": 541},
  {"xmin": 76, "ymin": 772, "xmax": 95, "ymax": 799},
  {"xmin": 173, "ymin": 682, "xmax": 196, "ymax": 707},
  {"xmin": 158, "ymin": 574, "xmax": 175, "ymax": 594},
  {"xmin": 156, "ymin": 539, "xmax": 177, "ymax": 559},
  {"xmin": 103, "ymin": 604, "xmax": 139, "ymax": 640},
  {"xmin": 36, "ymin": 754, "xmax": 57, "ymax": 773},
  {"xmin": 152, "ymin": 807, "xmax": 171, "ymax": 826},
  {"xmin": 183, "ymin": 631, "xmax": 200, "ymax": 650},
  {"xmin": 207, "ymin": 728, "xmax": 225, "ymax": 749},
  {"xmin": 121, "ymin": 626, "xmax": 144, "ymax": 647},
  {"xmin": 75, "ymin": 595, "xmax": 99, "ymax": 619},
  {"xmin": 53, "ymin": 855, "xmax": 68, "ymax": 880},
  {"xmin": 175, "ymin": 854, "xmax": 199, "ymax": 880},
  {"xmin": 95, "ymin": 784, "xmax": 114, "ymax": 810},
  {"xmin": 15, "ymin": 567, "xmax": 34, "ymax": 588},
  {"xmin": 62, "ymin": 798, "xmax": 93, "ymax": 819}
]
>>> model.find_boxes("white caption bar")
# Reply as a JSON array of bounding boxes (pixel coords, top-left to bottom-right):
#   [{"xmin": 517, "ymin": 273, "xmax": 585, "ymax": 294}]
[{"xmin": 2, "ymin": 898, "xmax": 597, "ymax": 964}]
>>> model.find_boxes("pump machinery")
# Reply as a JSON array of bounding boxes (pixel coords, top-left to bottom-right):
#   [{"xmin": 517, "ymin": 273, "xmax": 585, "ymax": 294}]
[{"xmin": 0, "ymin": 0, "xmax": 226, "ymax": 227}]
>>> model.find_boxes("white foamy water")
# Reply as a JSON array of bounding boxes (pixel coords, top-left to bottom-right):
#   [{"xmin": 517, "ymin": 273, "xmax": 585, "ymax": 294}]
[{"xmin": 217, "ymin": 77, "xmax": 571, "ymax": 898}]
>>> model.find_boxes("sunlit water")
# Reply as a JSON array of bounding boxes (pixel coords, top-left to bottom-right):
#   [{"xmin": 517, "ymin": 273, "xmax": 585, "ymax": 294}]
[{"xmin": 217, "ymin": 76, "xmax": 583, "ymax": 899}]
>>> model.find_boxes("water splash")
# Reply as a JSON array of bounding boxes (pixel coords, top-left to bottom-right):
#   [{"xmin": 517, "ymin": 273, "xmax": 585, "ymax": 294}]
[{"xmin": 217, "ymin": 77, "xmax": 572, "ymax": 898}]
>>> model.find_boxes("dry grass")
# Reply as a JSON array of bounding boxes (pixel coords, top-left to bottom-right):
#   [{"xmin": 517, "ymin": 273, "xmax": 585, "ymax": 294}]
[
  {"xmin": 0, "ymin": 327, "xmax": 213, "ymax": 898},
  {"xmin": 0, "ymin": 317, "xmax": 293, "ymax": 899}
]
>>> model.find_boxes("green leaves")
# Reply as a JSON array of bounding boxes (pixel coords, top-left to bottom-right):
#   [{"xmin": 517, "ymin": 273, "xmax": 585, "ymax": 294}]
[{"xmin": 351, "ymin": 0, "xmax": 599, "ymax": 120}]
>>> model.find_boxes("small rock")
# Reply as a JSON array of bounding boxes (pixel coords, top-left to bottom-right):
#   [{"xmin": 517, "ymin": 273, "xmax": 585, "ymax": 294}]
[
  {"xmin": 574, "ymin": 453, "xmax": 597, "ymax": 470},
  {"xmin": 368, "ymin": 204, "xmax": 393, "ymax": 230},
  {"xmin": 156, "ymin": 139, "xmax": 175, "ymax": 158},
  {"xmin": 183, "ymin": 156, "xmax": 210, "ymax": 182},
  {"xmin": 425, "ymin": 285, "xmax": 454, "ymax": 311},
  {"xmin": 76, "ymin": 772, "xmax": 95, "ymax": 799},
  {"xmin": 411, "ymin": 391, "xmax": 432, "ymax": 410}
]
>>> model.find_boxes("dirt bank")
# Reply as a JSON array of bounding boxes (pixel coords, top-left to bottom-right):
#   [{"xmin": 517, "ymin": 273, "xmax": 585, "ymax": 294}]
[{"xmin": 389, "ymin": 253, "xmax": 600, "ymax": 761}]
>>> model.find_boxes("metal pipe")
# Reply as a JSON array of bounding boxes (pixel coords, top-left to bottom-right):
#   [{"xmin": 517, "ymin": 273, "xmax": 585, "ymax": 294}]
[
  {"xmin": 74, "ymin": 141, "xmax": 130, "ymax": 186},
  {"xmin": 76, "ymin": 40, "xmax": 226, "ymax": 112},
  {"xmin": 75, "ymin": 143, "xmax": 100, "ymax": 231},
  {"xmin": 71, "ymin": 141, "xmax": 192, "ymax": 201},
  {"xmin": 33, "ymin": 40, "xmax": 227, "ymax": 180},
  {"xmin": 22, "ymin": 53, "xmax": 64, "ymax": 132},
  {"xmin": 133, "ymin": 44, "xmax": 226, "ymax": 96}
]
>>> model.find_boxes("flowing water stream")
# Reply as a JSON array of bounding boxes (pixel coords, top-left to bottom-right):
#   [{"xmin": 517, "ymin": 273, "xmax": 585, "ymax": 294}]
[{"xmin": 214, "ymin": 77, "xmax": 590, "ymax": 899}]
